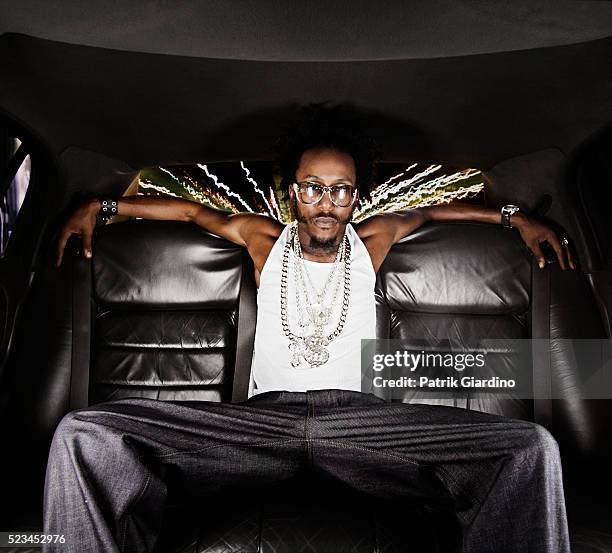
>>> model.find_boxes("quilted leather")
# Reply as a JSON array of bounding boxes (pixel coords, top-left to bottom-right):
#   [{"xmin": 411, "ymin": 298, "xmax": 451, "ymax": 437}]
[
  {"xmin": 151, "ymin": 476, "xmax": 460, "ymax": 553},
  {"xmin": 90, "ymin": 222, "xmax": 242, "ymax": 404}
]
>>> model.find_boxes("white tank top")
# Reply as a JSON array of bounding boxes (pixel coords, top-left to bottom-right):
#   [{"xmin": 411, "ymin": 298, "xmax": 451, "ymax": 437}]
[{"xmin": 249, "ymin": 223, "xmax": 377, "ymax": 397}]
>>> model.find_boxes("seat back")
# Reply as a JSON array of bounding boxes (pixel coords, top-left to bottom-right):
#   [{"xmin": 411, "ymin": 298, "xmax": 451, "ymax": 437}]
[
  {"xmin": 375, "ymin": 221, "xmax": 609, "ymax": 465},
  {"xmin": 90, "ymin": 220, "xmax": 248, "ymax": 404},
  {"xmin": 375, "ymin": 222, "xmax": 532, "ymax": 417}
]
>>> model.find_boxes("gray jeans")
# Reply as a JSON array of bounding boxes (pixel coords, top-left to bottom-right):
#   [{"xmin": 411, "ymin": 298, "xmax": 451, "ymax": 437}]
[{"xmin": 43, "ymin": 389, "xmax": 570, "ymax": 552}]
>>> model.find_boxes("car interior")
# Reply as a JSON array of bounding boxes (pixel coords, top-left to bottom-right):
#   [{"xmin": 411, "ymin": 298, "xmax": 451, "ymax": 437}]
[{"xmin": 0, "ymin": 2, "xmax": 611, "ymax": 552}]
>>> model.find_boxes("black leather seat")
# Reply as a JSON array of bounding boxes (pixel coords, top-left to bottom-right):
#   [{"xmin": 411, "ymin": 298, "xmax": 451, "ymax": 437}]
[{"xmin": 1, "ymin": 218, "xmax": 610, "ymax": 552}]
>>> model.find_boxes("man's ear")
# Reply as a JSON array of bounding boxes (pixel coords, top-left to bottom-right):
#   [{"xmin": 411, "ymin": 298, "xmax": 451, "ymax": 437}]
[{"xmin": 288, "ymin": 186, "xmax": 298, "ymax": 219}]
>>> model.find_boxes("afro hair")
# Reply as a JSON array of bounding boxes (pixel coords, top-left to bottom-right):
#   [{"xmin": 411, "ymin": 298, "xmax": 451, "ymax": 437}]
[{"xmin": 274, "ymin": 103, "xmax": 380, "ymax": 203}]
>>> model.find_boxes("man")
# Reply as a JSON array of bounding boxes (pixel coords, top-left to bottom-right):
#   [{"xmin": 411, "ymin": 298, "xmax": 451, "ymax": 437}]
[{"xmin": 47, "ymin": 107, "xmax": 574, "ymax": 552}]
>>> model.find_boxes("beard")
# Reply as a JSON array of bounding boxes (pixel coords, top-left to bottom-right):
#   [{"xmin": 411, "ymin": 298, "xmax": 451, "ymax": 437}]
[
  {"xmin": 308, "ymin": 234, "xmax": 337, "ymax": 252},
  {"xmin": 291, "ymin": 197, "xmax": 353, "ymax": 254}
]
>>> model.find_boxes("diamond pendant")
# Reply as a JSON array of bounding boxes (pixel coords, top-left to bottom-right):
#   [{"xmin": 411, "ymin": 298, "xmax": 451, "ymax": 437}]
[
  {"xmin": 303, "ymin": 346, "xmax": 330, "ymax": 367},
  {"xmin": 303, "ymin": 334, "xmax": 330, "ymax": 367},
  {"xmin": 288, "ymin": 338, "xmax": 305, "ymax": 368},
  {"xmin": 287, "ymin": 334, "xmax": 331, "ymax": 368},
  {"xmin": 307, "ymin": 303, "xmax": 331, "ymax": 326}
]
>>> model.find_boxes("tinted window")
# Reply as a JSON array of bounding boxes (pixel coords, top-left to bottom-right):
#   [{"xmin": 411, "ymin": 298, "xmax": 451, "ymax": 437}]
[{"xmin": 1, "ymin": 137, "xmax": 31, "ymax": 256}]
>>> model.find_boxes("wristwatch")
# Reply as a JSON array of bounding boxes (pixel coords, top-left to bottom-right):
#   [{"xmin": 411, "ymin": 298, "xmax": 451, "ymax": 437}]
[{"xmin": 501, "ymin": 205, "xmax": 520, "ymax": 229}]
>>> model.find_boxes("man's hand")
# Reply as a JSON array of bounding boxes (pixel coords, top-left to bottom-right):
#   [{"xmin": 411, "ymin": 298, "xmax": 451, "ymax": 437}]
[
  {"xmin": 512, "ymin": 213, "xmax": 576, "ymax": 270},
  {"xmin": 413, "ymin": 203, "xmax": 577, "ymax": 271},
  {"xmin": 55, "ymin": 199, "xmax": 100, "ymax": 267}
]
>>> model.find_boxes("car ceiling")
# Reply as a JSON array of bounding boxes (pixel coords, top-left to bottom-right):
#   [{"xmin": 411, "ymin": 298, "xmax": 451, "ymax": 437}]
[{"xmin": 0, "ymin": 0, "xmax": 611, "ymax": 169}]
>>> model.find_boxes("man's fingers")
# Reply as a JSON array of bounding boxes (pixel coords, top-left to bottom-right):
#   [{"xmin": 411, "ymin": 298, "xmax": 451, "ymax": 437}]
[
  {"xmin": 547, "ymin": 235, "xmax": 567, "ymax": 270},
  {"xmin": 530, "ymin": 241, "xmax": 546, "ymax": 269},
  {"xmin": 56, "ymin": 226, "xmax": 94, "ymax": 267},
  {"xmin": 82, "ymin": 231, "xmax": 93, "ymax": 259},
  {"xmin": 562, "ymin": 237, "xmax": 577, "ymax": 270},
  {"xmin": 56, "ymin": 229, "xmax": 72, "ymax": 267},
  {"xmin": 567, "ymin": 248, "xmax": 576, "ymax": 270}
]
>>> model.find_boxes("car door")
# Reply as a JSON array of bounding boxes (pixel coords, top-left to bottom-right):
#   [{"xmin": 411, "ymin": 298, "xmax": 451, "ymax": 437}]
[{"xmin": 0, "ymin": 121, "xmax": 52, "ymax": 388}]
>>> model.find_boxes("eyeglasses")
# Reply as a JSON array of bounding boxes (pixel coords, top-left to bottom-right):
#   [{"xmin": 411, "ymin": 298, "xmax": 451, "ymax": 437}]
[{"xmin": 293, "ymin": 182, "xmax": 357, "ymax": 208}]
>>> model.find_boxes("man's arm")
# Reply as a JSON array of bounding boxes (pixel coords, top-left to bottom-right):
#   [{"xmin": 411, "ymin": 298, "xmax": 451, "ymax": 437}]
[
  {"xmin": 356, "ymin": 202, "xmax": 575, "ymax": 270},
  {"xmin": 55, "ymin": 196, "xmax": 278, "ymax": 267}
]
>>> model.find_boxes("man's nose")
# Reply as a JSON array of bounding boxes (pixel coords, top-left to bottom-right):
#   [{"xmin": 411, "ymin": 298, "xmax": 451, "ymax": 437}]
[{"xmin": 318, "ymin": 189, "xmax": 335, "ymax": 210}]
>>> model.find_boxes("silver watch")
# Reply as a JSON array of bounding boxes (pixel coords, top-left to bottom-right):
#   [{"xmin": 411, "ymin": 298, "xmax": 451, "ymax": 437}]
[{"xmin": 501, "ymin": 205, "xmax": 520, "ymax": 229}]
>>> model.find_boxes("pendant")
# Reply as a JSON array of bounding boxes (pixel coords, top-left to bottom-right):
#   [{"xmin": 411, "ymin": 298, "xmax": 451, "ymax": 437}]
[
  {"xmin": 304, "ymin": 346, "xmax": 330, "ymax": 367},
  {"xmin": 307, "ymin": 303, "xmax": 331, "ymax": 326},
  {"xmin": 288, "ymin": 338, "xmax": 305, "ymax": 367},
  {"xmin": 303, "ymin": 333, "xmax": 330, "ymax": 367},
  {"xmin": 287, "ymin": 334, "xmax": 330, "ymax": 368}
]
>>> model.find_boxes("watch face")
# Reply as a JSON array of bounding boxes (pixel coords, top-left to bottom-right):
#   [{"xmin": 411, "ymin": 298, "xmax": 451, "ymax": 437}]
[
  {"xmin": 501, "ymin": 205, "xmax": 519, "ymax": 228},
  {"xmin": 503, "ymin": 205, "xmax": 519, "ymax": 215}
]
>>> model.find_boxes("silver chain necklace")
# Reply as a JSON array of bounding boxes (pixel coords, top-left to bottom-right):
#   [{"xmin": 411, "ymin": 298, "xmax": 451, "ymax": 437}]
[
  {"xmin": 280, "ymin": 222, "xmax": 351, "ymax": 368},
  {"xmin": 292, "ymin": 228, "xmax": 345, "ymax": 329}
]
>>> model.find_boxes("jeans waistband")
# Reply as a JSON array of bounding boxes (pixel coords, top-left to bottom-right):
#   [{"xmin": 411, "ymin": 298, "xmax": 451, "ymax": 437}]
[{"xmin": 245, "ymin": 389, "xmax": 386, "ymax": 408}]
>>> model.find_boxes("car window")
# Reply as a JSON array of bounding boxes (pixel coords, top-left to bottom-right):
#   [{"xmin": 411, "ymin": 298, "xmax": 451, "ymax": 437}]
[
  {"xmin": 121, "ymin": 161, "xmax": 484, "ymax": 223},
  {"xmin": 1, "ymin": 137, "xmax": 31, "ymax": 256}
]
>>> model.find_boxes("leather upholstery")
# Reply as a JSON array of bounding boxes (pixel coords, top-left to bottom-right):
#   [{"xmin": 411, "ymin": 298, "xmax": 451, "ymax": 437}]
[
  {"xmin": 152, "ymin": 475, "xmax": 460, "ymax": 553},
  {"xmin": 379, "ymin": 223, "xmax": 531, "ymax": 315},
  {"xmin": 376, "ymin": 222, "xmax": 530, "ymax": 419},
  {"xmin": 90, "ymin": 221, "xmax": 243, "ymax": 404},
  {"xmin": 92, "ymin": 221, "xmax": 243, "ymax": 308}
]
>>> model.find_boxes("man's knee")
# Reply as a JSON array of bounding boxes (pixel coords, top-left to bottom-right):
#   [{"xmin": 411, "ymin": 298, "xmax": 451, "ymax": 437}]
[
  {"xmin": 53, "ymin": 410, "xmax": 85, "ymax": 441},
  {"xmin": 51, "ymin": 407, "xmax": 116, "ymax": 453},
  {"xmin": 517, "ymin": 422, "xmax": 561, "ymax": 461}
]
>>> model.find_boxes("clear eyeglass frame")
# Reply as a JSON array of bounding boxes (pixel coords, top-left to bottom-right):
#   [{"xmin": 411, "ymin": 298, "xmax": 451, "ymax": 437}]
[{"xmin": 292, "ymin": 181, "xmax": 357, "ymax": 208}]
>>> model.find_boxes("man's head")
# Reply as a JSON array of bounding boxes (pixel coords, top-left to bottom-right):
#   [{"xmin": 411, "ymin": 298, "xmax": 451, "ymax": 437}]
[
  {"xmin": 288, "ymin": 146, "xmax": 357, "ymax": 253},
  {"xmin": 275, "ymin": 104, "xmax": 379, "ymax": 254}
]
